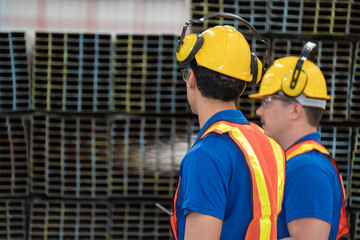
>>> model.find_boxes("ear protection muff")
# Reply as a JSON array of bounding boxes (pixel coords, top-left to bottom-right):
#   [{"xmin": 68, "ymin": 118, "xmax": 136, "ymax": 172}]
[
  {"xmin": 250, "ymin": 52, "xmax": 263, "ymax": 87},
  {"xmin": 281, "ymin": 41, "xmax": 317, "ymax": 97},
  {"xmin": 176, "ymin": 34, "xmax": 203, "ymax": 66},
  {"xmin": 176, "ymin": 12, "xmax": 269, "ymax": 87}
]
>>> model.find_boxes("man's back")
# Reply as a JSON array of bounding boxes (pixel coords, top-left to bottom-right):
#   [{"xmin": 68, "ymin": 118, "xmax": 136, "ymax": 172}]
[
  {"xmin": 177, "ymin": 129, "xmax": 252, "ymax": 239},
  {"xmin": 172, "ymin": 110, "xmax": 285, "ymax": 239}
]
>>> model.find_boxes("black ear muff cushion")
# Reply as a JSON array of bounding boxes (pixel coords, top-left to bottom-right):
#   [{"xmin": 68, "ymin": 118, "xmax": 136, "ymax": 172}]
[
  {"xmin": 179, "ymin": 34, "xmax": 204, "ymax": 67},
  {"xmin": 248, "ymin": 52, "xmax": 258, "ymax": 87}
]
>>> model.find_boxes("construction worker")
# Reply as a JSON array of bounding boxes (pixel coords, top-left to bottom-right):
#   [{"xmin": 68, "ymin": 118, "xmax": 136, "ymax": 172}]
[
  {"xmin": 170, "ymin": 13, "xmax": 286, "ymax": 240},
  {"xmin": 249, "ymin": 42, "xmax": 349, "ymax": 240}
]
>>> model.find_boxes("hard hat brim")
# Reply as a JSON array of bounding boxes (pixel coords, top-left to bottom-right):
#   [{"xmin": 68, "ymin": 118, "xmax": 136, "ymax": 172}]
[
  {"xmin": 248, "ymin": 92, "xmax": 270, "ymax": 99},
  {"xmin": 249, "ymin": 91, "xmax": 331, "ymax": 100}
]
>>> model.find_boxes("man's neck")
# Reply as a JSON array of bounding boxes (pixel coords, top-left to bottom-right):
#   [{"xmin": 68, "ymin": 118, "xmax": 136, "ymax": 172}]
[
  {"xmin": 197, "ymin": 98, "xmax": 237, "ymax": 129},
  {"xmin": 281, "ymin": 124, "xmax": 318, "ymax": 150}
]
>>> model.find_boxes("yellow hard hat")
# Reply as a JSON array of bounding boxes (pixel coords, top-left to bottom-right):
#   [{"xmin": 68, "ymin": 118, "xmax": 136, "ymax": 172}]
[
  {"xmin": 176, "ymin": 25, "xmax": 262, "ymax": 85},
  {"xmin": 249, "ymin": 56, "xmax": 330, "ymax": 100}
]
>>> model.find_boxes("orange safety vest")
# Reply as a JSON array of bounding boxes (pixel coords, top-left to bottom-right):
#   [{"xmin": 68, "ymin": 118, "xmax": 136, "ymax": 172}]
[
  {"xmin": 170, "ymin": 121, "xmax": 286, "ymax": 240},
  {"xmin": 286, "ymin": 140, "xmax": 350, "ymax": 240}
]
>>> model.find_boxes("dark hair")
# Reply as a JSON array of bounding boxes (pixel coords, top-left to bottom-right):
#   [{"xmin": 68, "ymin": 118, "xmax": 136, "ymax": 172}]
[
  {"xmin": 278, "ymin": 95, "xmax": 324, "ymax": 127},
  {"xmin": 190, "ymin": 61, "xmax": 247, "ymax": 102},
  {"xmin": 303, "ymin": 106, "xmax": 324, "ymax": 127}
]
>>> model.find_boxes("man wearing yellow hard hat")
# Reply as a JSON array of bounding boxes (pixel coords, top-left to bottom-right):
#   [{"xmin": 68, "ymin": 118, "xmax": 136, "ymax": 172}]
[
  {"xmin": 170, "ymin": 13, "xmax": 286, "ymax": 240},
  {"xmin": 249, "ymin": 42, "xmax": 349, "ymax": 240}
]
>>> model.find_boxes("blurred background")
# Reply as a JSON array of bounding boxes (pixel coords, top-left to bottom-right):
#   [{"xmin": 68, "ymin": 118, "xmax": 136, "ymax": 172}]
[{"xmin": 0, "ymin": 0, "xmax": 359, "ymax": 239}]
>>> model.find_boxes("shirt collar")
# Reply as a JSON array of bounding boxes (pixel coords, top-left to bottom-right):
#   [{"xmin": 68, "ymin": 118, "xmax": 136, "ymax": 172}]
[
  {"xmin": 194, "ymin": 110, "xmax": 248, "ymax": 144},
  {"xmin": 293, "ymin": 132, "xmax": 321, "ymax": 146}
]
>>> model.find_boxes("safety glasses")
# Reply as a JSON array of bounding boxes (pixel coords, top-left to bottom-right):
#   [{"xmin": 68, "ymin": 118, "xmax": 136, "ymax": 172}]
[
  {"xmin": 181, "ymin": 68, "xmax": 191, "ymax": 82},
  {"xmin": 260, "ymin": 95, "xmax": 297, "ymax": 108}
]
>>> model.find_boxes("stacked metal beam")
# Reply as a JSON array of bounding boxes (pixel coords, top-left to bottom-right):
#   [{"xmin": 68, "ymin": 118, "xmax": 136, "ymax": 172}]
[
  {"xmin": 32, "ymin": 33, "xmax": 112, "ymax": 113},
  {"xmin": 191, "ymin": 0, "xmax": 269, "ymax": 34},
  {"xmin": 0, "ymin": 200, "xmax": 26, "ymax": 240},
  {"xmin": 30, "ymin": 114, "xmax": 191, "ymax": 200},
  {"xmin": 29, "ymin": 200, "xmax": 110, "ymax": 240},
  {"xmin": 0, "ymin": 32, "xmax": 30, "ymax": 112},
  {"xmin": 354, "ymin": 211, "xmax": 360, "ymax": 240},
  {"xmin": 351, "ymin": 42, "xmax": 360, "ymax": 122},
  {"xmin": 109, "ymin": 201, "xmax": 172, "ymax": 239},
  {"xmin": 317, "ymin": 40, "xmax": 352, "ymax": 122},
  {"xmin": 109, "ymin": 116, "xmax": 189, "ymax": 198},
  {"xmin": 28, "ymin": 112, "xmax": 192, "ymax": 239},
  {"xmin": 30, "ymin": 114, "xmax": 109, "ymax": 199},
  {"xmin": 113, "ymin": 35, "xmax": 188, "ymax": 114},
  {"xmin": 319, "ymin": 125, "xmax": 352, "ymax": 202},
  {"xmin": 350, "ymin": 1, "xmax": 360, "ymax": 36},
  {"xmin": 28, "ymin": 200, "xmax": 172, "ymax": 240},
  {"xmin": 269, "ymin": 1, "xmax": 352, "ymax": 35},
  {"xmin": 350, "ymin": 128, "xmax": 360, "ymax": 210},
  {"xmin": 0, "ymin": 117, "xmax": 29, "ymax": 198}
]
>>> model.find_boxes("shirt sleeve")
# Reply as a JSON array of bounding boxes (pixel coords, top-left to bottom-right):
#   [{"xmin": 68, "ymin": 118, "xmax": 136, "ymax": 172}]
[
  {"xmin": 180, "ymin": 134, "xmax": 235, "ymax": 221},
  {"xmin": 284, "ymin": 160, "xmax": 335, "ymax": 225}
]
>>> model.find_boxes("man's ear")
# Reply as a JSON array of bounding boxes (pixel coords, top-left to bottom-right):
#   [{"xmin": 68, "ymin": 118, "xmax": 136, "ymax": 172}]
[
  {"xmin": 188, "ymin": 69, "xmax": 197, "ymax": 89},
  {"xmin": 290, "ymin": 103, "xmax": 304, "ymax": 120}
]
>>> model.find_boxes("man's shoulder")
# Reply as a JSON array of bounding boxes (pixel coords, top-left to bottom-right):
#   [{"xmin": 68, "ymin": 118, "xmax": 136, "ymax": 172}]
[
  {"xmin": 287, "ymin": 146, "xmax": 330, "ymax": 165},
  {"xmin": 184, "ymin": 132, "xmax": 245, "ymax": 166},
  {"xmin": 286, "ymin": 148, "xmax": 337, "ymax": 179},
  {"xmin": 194, "ymin": 131, "xmax": 241, "ymax": 154}
]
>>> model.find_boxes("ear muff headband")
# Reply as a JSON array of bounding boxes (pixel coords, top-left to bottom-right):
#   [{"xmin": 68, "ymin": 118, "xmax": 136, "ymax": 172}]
[
  {"xmin": 282, "ymin": 41, "xmax": 318, "ymax": 97},
  {"xmin": 176, "ymin": 12, "xmax": 269, "ymax": 87}
]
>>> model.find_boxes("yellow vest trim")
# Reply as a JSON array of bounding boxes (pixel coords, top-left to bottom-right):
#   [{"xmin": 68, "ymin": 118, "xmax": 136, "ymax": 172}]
[
  {"xmin": 256, "ymin": 125, "xmax": 285, "ymax": 218},
  {"xmin": 269, "ymin": 138, "xmax": 285, "ymax": 217},
  {"xmin": 286, "ymin": 142, "xmax": 329, "ymax": 161}
]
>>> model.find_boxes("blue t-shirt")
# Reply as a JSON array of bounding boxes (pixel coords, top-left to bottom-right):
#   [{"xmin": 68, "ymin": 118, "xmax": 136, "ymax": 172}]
[
  {"xmin": 175, "ymin": 110, "xmax": 253, "ymax": 240},
  {"xmin": 277, "ymin": 133, "xmax": 343, "ymax": 240}
]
